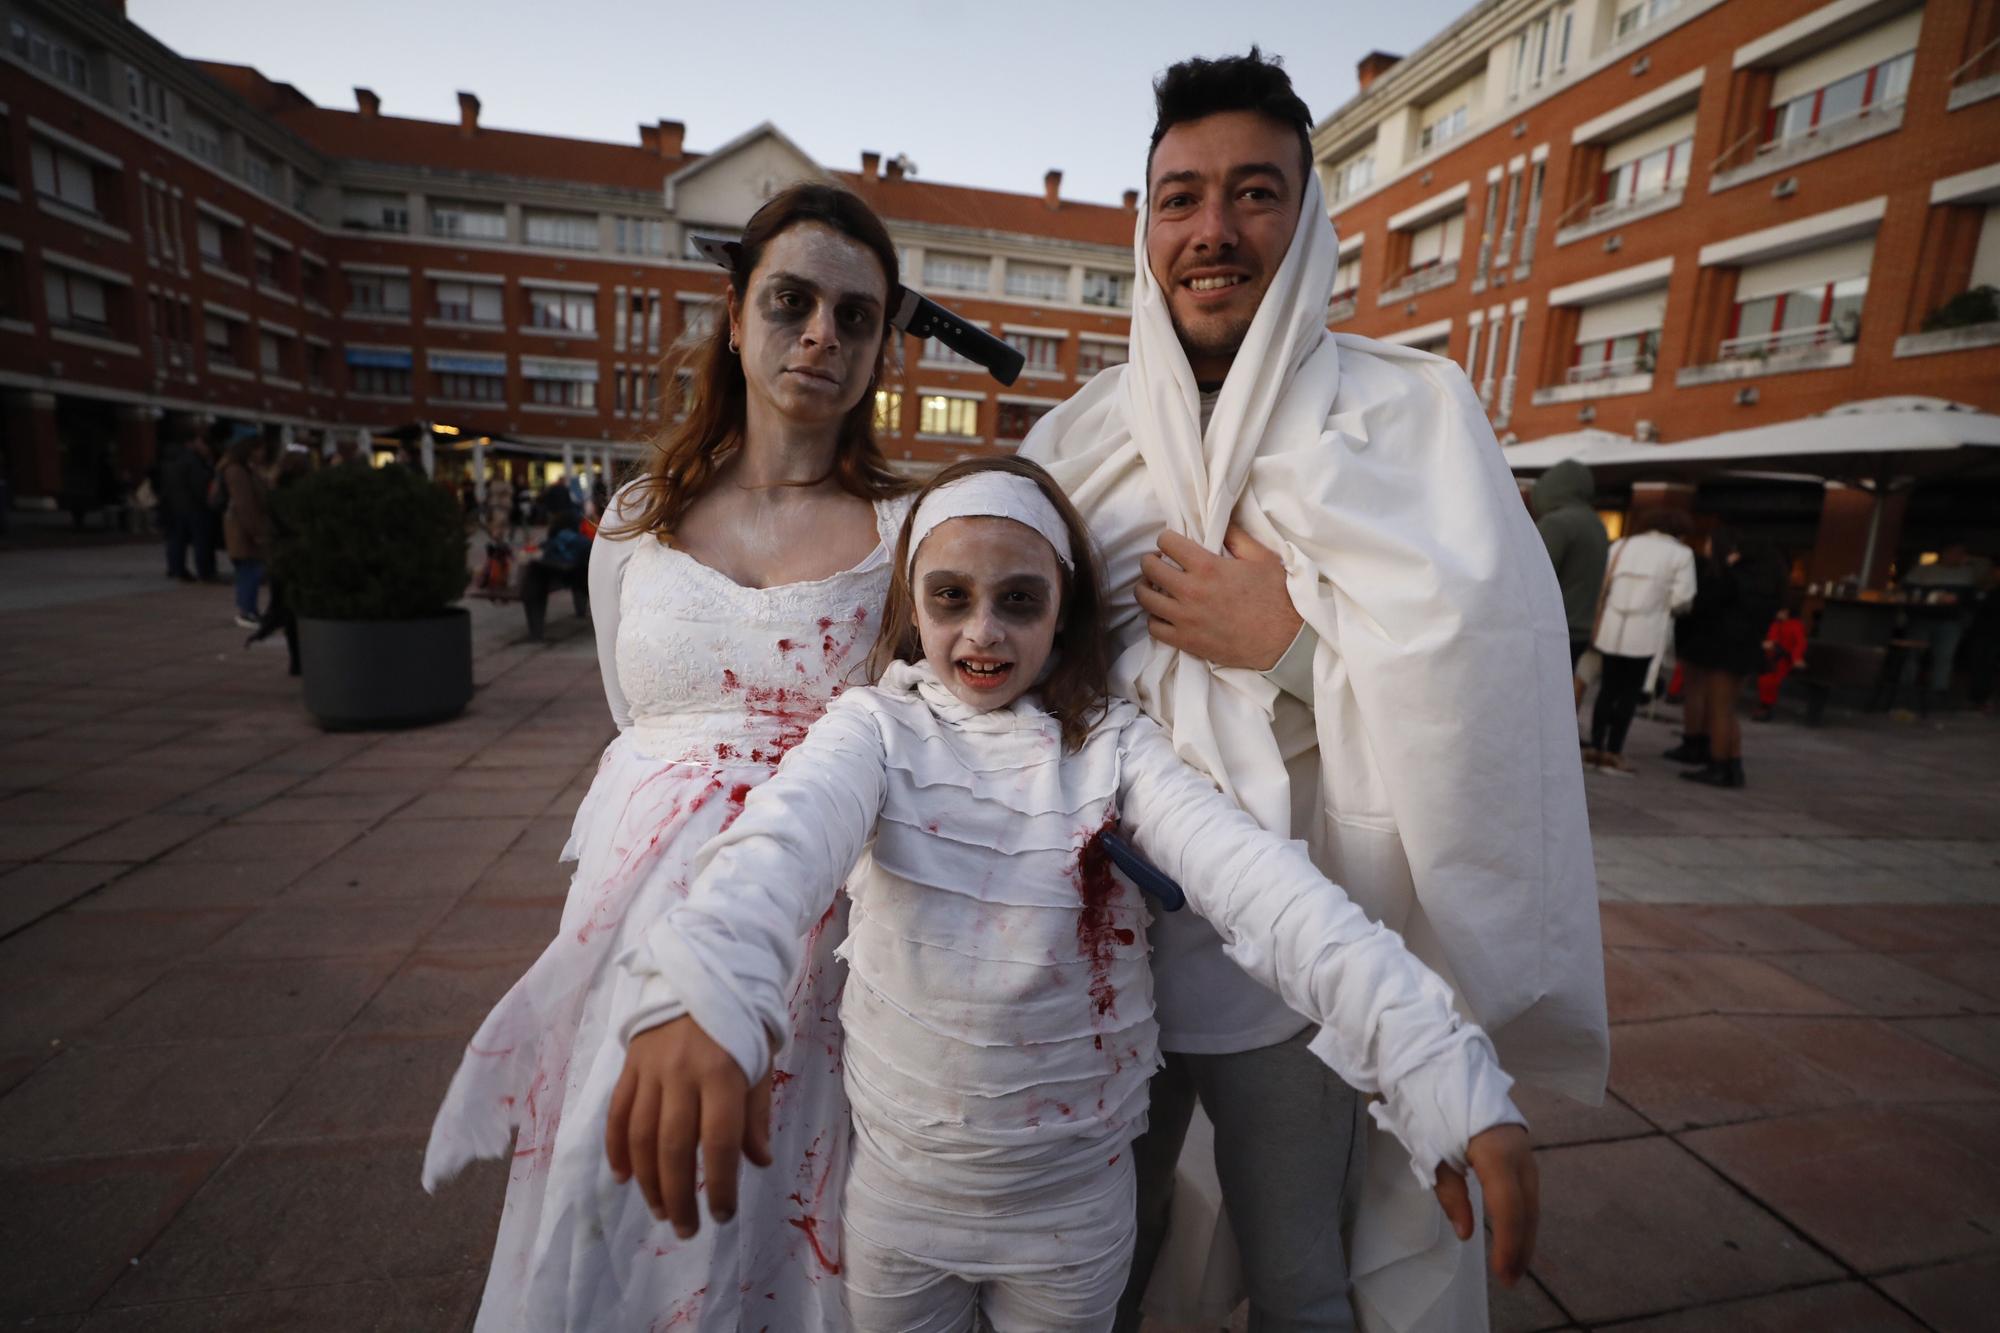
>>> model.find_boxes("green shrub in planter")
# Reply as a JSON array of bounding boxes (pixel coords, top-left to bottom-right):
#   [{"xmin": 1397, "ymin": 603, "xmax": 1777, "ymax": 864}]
[
  {"xmin": 275, "ymin": 462, "xmax": 469, "ymax": 619},
  {"xmin": 275, "ymin": 463, "xmax": 474, "ymax": 729}
]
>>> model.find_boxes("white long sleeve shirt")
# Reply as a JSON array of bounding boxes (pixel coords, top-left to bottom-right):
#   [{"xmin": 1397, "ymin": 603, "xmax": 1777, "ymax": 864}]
[
  {"xmin": 618, "ymin": 662, "xmax": 1520, "ymax": 1192},
  {"xmin": 1592, "ymin": 531, "xmax": 1698, "ymax": 661}
]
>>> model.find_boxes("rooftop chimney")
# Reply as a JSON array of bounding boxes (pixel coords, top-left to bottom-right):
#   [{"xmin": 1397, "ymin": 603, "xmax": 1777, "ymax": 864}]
[
  {"xmin": 354, "ymin": 87, "xmax": 380, "ymax": 117},
  {"xmin": 1122, "ymin": 188, "xmax": 1139, "ymax": 212},
  {"xmin": 655, "ymin": 119, "xmax": 685, "ymax": 158},
  {"xmin": 1043, "ymin": 169, "xmax": 1062, "ymax": 209},
  {"xmin": 885, "ymin": 156, "xmax": 905, "ymax": 182},
  {"xmin": 861, "ymin": 149, "xmax": 881, "ymax": 179},
  {"xmin": 457, "ymin": 91, "xmax": 480, "ymax": 137},
  {"xmin": 1356, "ymin": 51, "xmax": 1402, "ymax": 93}
]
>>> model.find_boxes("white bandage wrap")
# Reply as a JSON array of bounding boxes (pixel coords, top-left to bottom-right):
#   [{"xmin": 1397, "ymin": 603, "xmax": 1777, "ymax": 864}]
[{"xmin": 907, "ymin": 471, "xmax": 1073, "ymax": 574}]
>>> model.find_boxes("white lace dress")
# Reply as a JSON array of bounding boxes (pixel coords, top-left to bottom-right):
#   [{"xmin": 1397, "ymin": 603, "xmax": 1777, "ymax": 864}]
[{"xmin": 425, "ymin": 492, "xmax": 911, "ymax": 1332}]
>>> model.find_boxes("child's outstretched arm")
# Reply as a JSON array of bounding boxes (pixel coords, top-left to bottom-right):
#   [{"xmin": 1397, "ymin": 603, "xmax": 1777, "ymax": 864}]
[
  {"xmin": 604, "ymin": 699, "xmax": 889, "ymax": 1237},
  {"xmin": 1116, "ymin": 715, "xmax": 1538, "ymax": 1284}
]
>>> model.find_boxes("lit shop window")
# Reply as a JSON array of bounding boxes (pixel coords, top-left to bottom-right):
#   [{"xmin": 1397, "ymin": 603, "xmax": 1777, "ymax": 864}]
[
  {"xmin": 919, "ymin": 394, "xmax": 982, "ymax": 439},
  {"xmin": 874, "ymin": 389, "xmax": 903, "ymax": 435}
]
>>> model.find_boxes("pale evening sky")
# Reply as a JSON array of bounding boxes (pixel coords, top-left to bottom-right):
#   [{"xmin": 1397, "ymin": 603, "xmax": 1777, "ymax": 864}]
[{"xmin": 128, "ymin": 0, "xmax": 1470, "ymax": 206}]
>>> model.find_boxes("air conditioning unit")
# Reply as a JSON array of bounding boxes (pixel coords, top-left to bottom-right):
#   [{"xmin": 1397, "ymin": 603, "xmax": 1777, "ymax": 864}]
[
  {"xmin": 1735, "ymin": 386, "xmax": 1760, "ymax": 406},
  {"xmin": 1772, "ymin": 177, "xmax": 1798, "ymax": 199},
  {"xmin": 1636, "ymin": 419, "xmax": 1659, "ymax": 442},
  {"xmin": 1578, "ymin": 404, "xmax": 1597, "ymax": 423}
]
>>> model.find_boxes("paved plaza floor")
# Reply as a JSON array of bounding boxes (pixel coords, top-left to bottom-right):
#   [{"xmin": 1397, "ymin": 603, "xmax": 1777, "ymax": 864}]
[{"xmin": 1, "ymin": 543, "xmax": 1995, "ymax": 1331}]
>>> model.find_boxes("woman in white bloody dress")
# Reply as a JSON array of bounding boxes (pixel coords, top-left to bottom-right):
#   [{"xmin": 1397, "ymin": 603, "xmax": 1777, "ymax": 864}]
[{"xmin": 424, "ymin": 184, "xmax": 915, "ymax": 1332}]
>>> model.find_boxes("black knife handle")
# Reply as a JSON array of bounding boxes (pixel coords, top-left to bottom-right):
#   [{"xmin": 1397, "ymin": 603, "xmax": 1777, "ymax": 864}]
[{"xmin": 897, "ymin": 289, "xmax": 1025, "ymax": 386}]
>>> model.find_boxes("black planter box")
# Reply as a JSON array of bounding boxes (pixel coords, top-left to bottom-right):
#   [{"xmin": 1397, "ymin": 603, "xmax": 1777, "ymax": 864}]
[{"xmin": 298, "ymin": 608, "xmax": 473, "ymax": 730}]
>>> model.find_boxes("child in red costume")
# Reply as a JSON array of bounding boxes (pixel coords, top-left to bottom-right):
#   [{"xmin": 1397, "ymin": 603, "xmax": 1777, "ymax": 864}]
[{"xmin": 1754, "ymin": 609, "xmax": 1808, "ymax": 721}]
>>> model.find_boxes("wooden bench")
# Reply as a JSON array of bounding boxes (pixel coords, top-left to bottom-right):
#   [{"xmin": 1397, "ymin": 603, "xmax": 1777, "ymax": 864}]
[{"xmin": 1799, "ymin": 640, "xmax": 1888, "ymax": 725}]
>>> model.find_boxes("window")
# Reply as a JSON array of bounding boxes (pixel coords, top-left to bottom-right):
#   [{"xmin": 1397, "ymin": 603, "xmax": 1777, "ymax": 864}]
[
  {"xmin": 429, "ymin": 200, "xmax": 507, "ymax": 241},
  {"xmin": 306, "ymin": 342, "xmax": 329, "ymax": 390},
  {"xmin": 1600, "ymin": 125, "xmax": 1693, "ymax": 207},
  {"xmin": 43, "ymin": 267, "xmax": 110, "ymax": 333},
  {"xmin": 1004, "ymin": 262, "xmax": 1069, "ymax": 301},
  {"xmin": 1722, "ymin": 239, "xmax": 1872, "ymax": 359},
  {"xmin": 301, "ymin": 259, "xmax": 328, "ymax": 307},
  {"xmin": 923, "ymin": 335, "xmax": 981, "ymax": 369},
  {"xmin": 204, "ymin": 312, "xmax": 239, "ymax": 366},
  {"xmin": 1077, "ymin": 338, "xmax": 1128, "ymax": 377},
  {"xmin": 125, "ymin": 67, "xmax": 172, "ymax": 134},
  {"xmin": 434, "ymin": 280, "xmax": 503, "ymax": 325},
  {"xmin": 1081, "ymin": 269, "xmax": 1133, "ymax": 309},
  {"xmin": 254, "ymin": 240, "xmax": 284, "ymax": 289},
  {"xmin": 10, "ymin": 18, "xmax": 91, "ymax": 94},
  {"xmin": 996, "ymin": 400, "xmax": 1052, "ymax": 441},
  {"xmin": 527, "ymin": 288, "xmax": 596, "ymax": 333},
  {"xmin": 350, "ymin": 364, "xmax": 410, "ymax": 396},
  {"xmin": 1768, "ymin": 51, "xmax": 1913, "ymax": 148},
  {"xmin": 919, "ymin": 394, "xmax": 982, "ymax": 438},
  {"xmin": 347, "ymin": 272, "xmax": 411, "ymax": 317},
  {"xmin": 186, "ymin": 112, "xmax": 224, "ymax": 168},
  {"xmin": 1508, "ymin": 5, "xmax": 1574, "ymax": 101},
  {"xmin": 923, "ymin": 252, "xmax": 990, "ymax": 294},
  {"xmin": 435, "ymin": 370, "xmax": 506, "ymax": 402},
  {"xmin": 1332, "ymin": 255, "xmax": 1362, "ymax": 300},
  {"xmin": 342, "ymin": 192, "xmax": 408, "ymax": 234},
  {"xmin": 0, "ymin": 250, "xmax": 27, "ymax": 323},
  {"xmin": 524, "ymin": 210, "xmax": 598, "ymax": 251},
  {"xmin": 527, "ymin": 377, "xmax": 596, "ymax": 408},
  {"xmin": 1407, "ymin": 213, "xmax": 1466, "ymax": 272},
  {"xmin": 243, "ymin": 148, "xmax": 279, "ymax": 199},
  {"xmin": 259, "ymin": 330, "xmax": 286, "ymax": 375},
  {"xmin": 1003, "ymin": 331, "xmax": 1064, "ymax": 376},
  {"xmin": 1419, "ymin": 103, "xmax": 1469, "ymax": 153},
  {"xmin": 1331, "ymin": 153, "xmax": 1375, "ymax": 204},
  {"xmin": 1567, "ymin": 289, "xmax": 1665, "ymax": 381},
  {"xmin": 874, "ymin": 389, "xmax": 903, "ymax": 435},
  {"xmin": 1727, "ymin": 278, "xmax": 1866, "ymax": 358},
  {"xmin": 614, "ymin": 216, "xmax": 667, "ymax": 255},
  {"xmin": 1615, "ymin": 0, "xmax": 1679, "ymax": 40},
  {"xmin": 679, "ymin": 299, "xmax": 718, "ymax": 344},
  {"xmin": 29, "ymin": 140, "xmax": 98, "ymax": 215}
]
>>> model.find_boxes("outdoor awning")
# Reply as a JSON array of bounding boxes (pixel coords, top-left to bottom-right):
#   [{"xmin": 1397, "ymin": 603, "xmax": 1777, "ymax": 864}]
[
  {"xmin": 428, "ymin": 351, "xmax": 507, "ymax": 375},
  {"xmin": 1503, "ymin": 399, "xmax": 2000, "ymax": 483},
  {"xmin": 1500, "ymin": 429, "xmax": 1634, "ymax": 471},
  {"xmin": 345, "ymin": 347, "xmax": 413, "ymax": 369}
]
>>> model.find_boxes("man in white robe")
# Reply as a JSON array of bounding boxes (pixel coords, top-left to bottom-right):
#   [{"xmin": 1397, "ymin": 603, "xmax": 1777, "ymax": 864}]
[{"xmin": 1021, "ymin": 50, "xmax": 1607, "ymax": 1332}]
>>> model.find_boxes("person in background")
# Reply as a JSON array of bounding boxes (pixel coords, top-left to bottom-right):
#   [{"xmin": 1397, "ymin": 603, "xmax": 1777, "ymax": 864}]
[
  {"xmin": 219, "ymin": 435, "xmax": 274, "ymax": 630},
  {"xmin": 163, "ymin": 433, "xmax": 218, "ymax": 583},
  {"xmin": 1678, "ymin": 535, "xmax": 1787, "ymax": 788},
  {"xmin": 1960, "ymin": 566, "xmax": 2000, "ymax": 715},
  {"xmin": 1586, "ymin": 510, "xmax": 1696, "ymax": 774},
  {"xmin": 1533, "ymin": 460, "xmax": 1609, "ymax": 690},
  {"xmin": 1899, "ymin": 543, "xmax": 1991, "ymax": 703},
  {"xmin": 1753, "ymin": 607, "xmax": 1808, "ymax": 722},
  {"xmin": 247, "ymin": 444, "xmax": 312, "ymax": 675},
  {"xmin": 519, "ymin": 509, "xmax": 591, "ymax": 642}
]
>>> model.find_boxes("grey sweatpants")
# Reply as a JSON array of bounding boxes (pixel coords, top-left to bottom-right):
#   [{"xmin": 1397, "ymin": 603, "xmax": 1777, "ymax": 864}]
[{"xmin": 1114, "ymin": 1025, "xmax": 1367, "ymax": 1333}]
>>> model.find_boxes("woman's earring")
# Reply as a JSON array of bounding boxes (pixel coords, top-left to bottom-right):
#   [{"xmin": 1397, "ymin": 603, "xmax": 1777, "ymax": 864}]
[{"xmin": 728, "ymin": 335, "xmax": 739, "ymax": 354}]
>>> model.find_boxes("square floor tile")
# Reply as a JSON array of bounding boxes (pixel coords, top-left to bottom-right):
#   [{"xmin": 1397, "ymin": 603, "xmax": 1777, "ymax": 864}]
[
  {"xmin": 1529, "ymin": 1136, "xmax": 1837, "ymax": 1324},
  {"xmin": 78, "ymin": 1271, "xmax": 483, "ymax": 1332},
  {"xmin": 423, "ymin": 900, "xmax": 562, "ymax": 954},
  {"xmin": 1765, "ymin": 952, "xmax": 1992, "ymax": 1018},
  {"xmin": 96, "ymin": 957, "xmax": 400, "ymax": 1045},
  {"xmin": 1608, "ymin": 1280, "xmax": 1924, "ymax": 1331},
  {"xmin": 1684, "ymin": 1104, "xmax": 2000, "ymax": 1272},
  {"xmin": 1737, "ymin": 1015, "xmax": 2000, "ymax": 1103},
  {"xmin": 0, "ymin": 909, "xmax": 248, "ymax": 974},
  {"xmin": 1873, "ymin": 1253, "xmax": 2000, "ymax": 1333},
  {"xmin": 1511, "ymin": 1083, "xmax": 1655, "ymax": 1148},
  {"xmin": 1608, "ymin": 1015, "xmax": 1853, "ymax": 1131},
  {"xmin": 258, "ymin": 1034, "xmax": 468, "ymax": 1143},
  {"xmin": 0, "ymin": 863, "xmax": 122, "ymax": 935},
  {"xmin": 0, "ymin": 1150, "xmax": 223, "ymax": 1319},
  {"xmin": 1633, "ymin": 951, "xmax": 1852, "ymax": 1016},
  {"xmin": 1676, "ymin": 905, "xmax": 1858, "ymax": 953},
  {"xmin": 1897, "ymin": 1016, "xmax": 2000, "ymax": 1079},
  {"xmin": 106, "ymin": 1141, "xmax": 505, "ymax": 1304},
  {"xmin": 69, "ymin": 860, "xmax": 312, "ymax": 914},
  {"xmin": 1596, "ymin": 904, "xmax": 1716, "ymax": 952},
  {"xmin": 45, "ymin": 815, "xmax": 219, "ymax": 865},
  {"xmin": 202, "ymin": 899, "xmax": 450, "ymax": 961}
]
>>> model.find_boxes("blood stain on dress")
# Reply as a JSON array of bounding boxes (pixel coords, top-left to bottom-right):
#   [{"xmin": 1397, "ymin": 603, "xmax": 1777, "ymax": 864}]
[{"xmin": 1073, "ymin": 813, "xmax": 1127, "ymax": 1018}]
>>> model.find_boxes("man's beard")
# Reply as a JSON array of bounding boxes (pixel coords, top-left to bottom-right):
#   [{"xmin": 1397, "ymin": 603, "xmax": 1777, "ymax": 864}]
[{"xmin": 1168, "ymin": 307, "xmax": 1255, "ymax": 371}]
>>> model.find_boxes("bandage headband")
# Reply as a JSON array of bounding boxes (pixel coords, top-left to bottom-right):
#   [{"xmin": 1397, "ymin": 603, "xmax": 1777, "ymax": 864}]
[{"xmin": 906, "ymin": 472, "xmax": 1074, "ymax": 575}]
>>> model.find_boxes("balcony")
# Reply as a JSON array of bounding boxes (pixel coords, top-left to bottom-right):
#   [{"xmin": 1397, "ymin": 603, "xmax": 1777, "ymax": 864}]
[
  {"xmin": 1710, "ymin": 100, "xmax": 1904, "ymax": 193},
  {"xmin": 1948, "ymin": 36, "xmax": 2000, "ymax": 111},
  {"xmin": 1555, "ymin": 186, "xmax": 1684, "ymax": 247},
  {"xmin": 1532, "ymin": 354, "xmax": 1655, "ymax": 405},
  {"xmin": 1677, "ymin": 322, "xmax": 1859, "ymax": 385},
  {"xmin": 1379, "ymin": 260, "xmax": 1458, "ymax": 305},
  {"xmin": 1327, "ymin": 293, "xmax": 1357, "ymax": 325}
]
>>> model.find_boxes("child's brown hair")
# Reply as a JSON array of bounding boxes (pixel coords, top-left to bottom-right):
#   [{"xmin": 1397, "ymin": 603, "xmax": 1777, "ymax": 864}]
[{"xmin": 867, "ymin": 457, "xmax": 1112, "ymax": 752}]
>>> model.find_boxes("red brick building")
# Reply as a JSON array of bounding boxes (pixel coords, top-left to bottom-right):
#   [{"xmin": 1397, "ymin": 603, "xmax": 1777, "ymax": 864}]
[
  {"xmin": 1, "ymin": 0, "xmax": 1139, "ymax": 508},
  {"xmin": 1313, "ymin": 0, "xmax": 2000, "ymax": 573}
]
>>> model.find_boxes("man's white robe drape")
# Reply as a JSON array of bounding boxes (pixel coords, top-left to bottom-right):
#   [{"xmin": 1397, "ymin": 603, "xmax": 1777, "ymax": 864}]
[{"xmin": 1022, "ymin": 171, "xmax": 1607, "ymax": 1332}]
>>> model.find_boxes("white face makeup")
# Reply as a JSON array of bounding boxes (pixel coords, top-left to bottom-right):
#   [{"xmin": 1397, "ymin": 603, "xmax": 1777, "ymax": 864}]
[
  {"xmin": 912, "ymin": 516, "xmax": 1063, "ymax": 712},
  {"xmin": 728, "ymin": 223, "xmax": 888, "ymax": 428}
]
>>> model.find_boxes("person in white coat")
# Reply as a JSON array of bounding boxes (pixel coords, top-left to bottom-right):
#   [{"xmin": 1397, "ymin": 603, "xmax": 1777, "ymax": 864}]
[
  {"xmin": 1586, "ymin": 512, "xmax": 1698, "ymax": 774},
  {"xmin": 605, "ymin": 459, "xmax": 1538, "ymax": 1333},
  {"xmin": 1021, "ymin": 50, "xmax": 1607, "ymax": 1332}
]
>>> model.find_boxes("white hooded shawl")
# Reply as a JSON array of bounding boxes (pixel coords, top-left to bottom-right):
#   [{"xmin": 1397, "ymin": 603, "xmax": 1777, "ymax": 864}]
[{"xmin": 1021, "ymin": 172, "xmax": 1607, "ymax": 1330}]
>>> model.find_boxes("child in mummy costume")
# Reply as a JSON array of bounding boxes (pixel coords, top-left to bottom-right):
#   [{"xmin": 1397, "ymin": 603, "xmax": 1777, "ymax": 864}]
[{"xmin": 606, "ymin": 457, "xmax": 1537, "ymax": 1332}]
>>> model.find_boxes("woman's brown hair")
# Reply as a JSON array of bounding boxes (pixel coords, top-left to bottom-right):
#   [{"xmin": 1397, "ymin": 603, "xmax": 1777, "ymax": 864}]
[
  {"xmin": 607, "ymin": 183, "xmax": 912, "ymax": 540},
  {"xmin": 867, "ymin": 457, "xmax": 1112, "ymax": 753}
]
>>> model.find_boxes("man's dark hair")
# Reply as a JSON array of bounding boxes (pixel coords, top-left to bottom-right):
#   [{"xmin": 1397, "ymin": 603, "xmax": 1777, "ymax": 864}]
[{"xmin": 1148, "ymin": 47, "xmax": 1314, "ymax": 187}]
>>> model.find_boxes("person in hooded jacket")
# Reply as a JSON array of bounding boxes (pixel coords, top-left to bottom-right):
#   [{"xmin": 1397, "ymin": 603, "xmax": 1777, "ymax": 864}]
[{"xmin": 1532, "ymin": 460, "xmax": 1609, "ymax": 676}]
